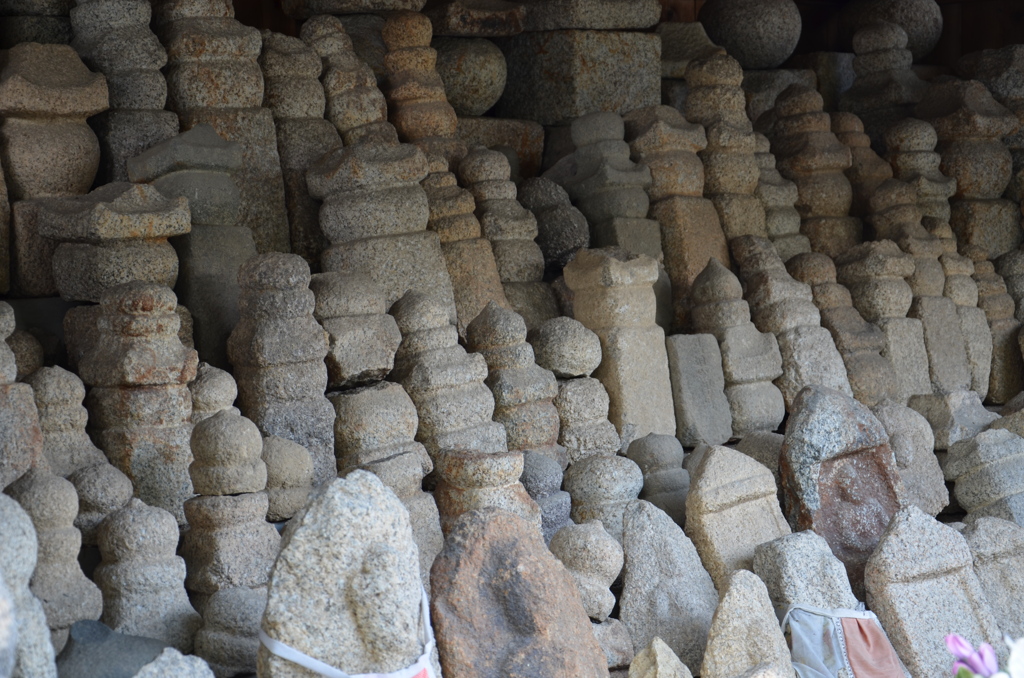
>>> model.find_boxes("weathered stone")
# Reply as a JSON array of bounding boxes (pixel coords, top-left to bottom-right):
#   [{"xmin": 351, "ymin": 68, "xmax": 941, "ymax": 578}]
[
  {"xmin": 431, "ymin": 507, "xmax": 607, "ymax": 678},
  {"xmin": 872, "ymin": 399, "xmax": 947, "ymax": 516},
  {"xmin": 947, "ymin": 428, "xmax": 1024, "ymax": 523},
  {"xmin": 94, "ymin": 498, "xmax": 201, "ymax": 652},
  {"xmin": 528, "ymin": 316, "xmax": 601, "ymax": 379},
  {"xmin": 190, "ymin": 411, "xmax": 267, "ymax": 497},
  {"xmin": 909, "ymin": 389, "xmax": 999, "ymax": 450},
  {"xmin": 627, "ymin": 434, "xmax": 689, "ymax": 526},
  {"xmin": 549, "ymin": 520, "xmax": 622, "ymax": 621},
  {"xmin": 553, "ymin": 377, "xmax": 621, "ymax": 463},
  {"xmin": 961, "ymin": 517, "xmax": 1024, "ymax": 638},
  {"xmin": 700, "ymin": 570, "xmax": 794, "ymax": 678},
  {"xmin": 699, "ymin": 0, "xmax": 801, "ymax": 70},
  {"xmin": 189, "ymin": 362, "xmax": 239, "ymax": 423},
  {"xmin": 619, "ymin": 500, "xmax": 717, "ymax": 672},
  {"xmin": 25, "ymin": 366, "xmax": 104, "ymax": 478},
  {"xmin": 564, "ymin": 453, "xmax": 642, "ymax": 543},
  {"xmin": 665, "ymin": 334, "xmax": 732, "ymax": 446},
  {"xmin": 884, "ymin": 117, "xmax": 957, "ymax": 222},
  {"xmin": 226, "ymin": 253, "xmax": 335, "ymax": 486},
  {"xmin": 753, "ymin": 531, "xmax": 858, "ymax": 610},
  {"xmin": 135, "ymin": 647, "xmax": 215, "ymax": 677},
  {"xmin": 753, "ymin": 133, "xmax": 811, "ymax": 260},
  {"xmin": 780, "ymin": 385, "xmax": 904, "ymax": 594},
  {"xmin": 841, "ymin": 0, "xmax": 943, "ymax": 61},
  {"xmin": 424, "ymin": 0, "xmax": 525, "ymax": 37},
  {"xmin": 261, "ymin": 436, "xmax": 313, "ymax": 523},
  {"xmin": 434, "ymin": 447, "xmax": 540, "ymax": 535},
  {"xmin": 66, "ymin": 462, "xmax": 133, "ymax": 547},
  {"xmin": 629, "ymin": 637, "xmax": 693, "ymax": 678},
  {"xmin": 832, "ymin": 111, "xmax": 893, "ymax": 217},
  {"xmin": 193, "ymin": 586, "xmax": 266, "ymax": 677},
  {"xmin": 520, "ymin": 451, "xmax": 571, "ymax": 543},
  {"xmin": 518, "ymin": 177, "xmax": 589, "ymax": 275},
  {"xmin": 434, "ymin": 37, "xmax": 506, "ymax": 116},
  {"xmin": 865, "ymin": 506, "xmax": 1003, "ymax": 678}
]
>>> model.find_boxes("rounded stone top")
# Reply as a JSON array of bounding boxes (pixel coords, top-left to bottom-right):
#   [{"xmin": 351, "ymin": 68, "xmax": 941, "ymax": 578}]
[
  {"xmin": 830, "ymin": 111, "xmax": 865, "ymax": 135},
  {"xmin": 691, "ymin": 258, "xmax": 743, "ymax": 305},
  {"xmin": 389, "ymin": 291, "xmax": 451, "ymax": 334},
  {"xmin": 101, "ymin": 281, "xmax": 177, "ymax": 316},
  {"xmin": 914, "ymin": 79, "xmax": 1019, "ymax": 140},
  {"xmin": 0, "ymin": 494, "xmax": 38, "ymax": 585},
  {"xmin": 563, "ymin": 455, "xmax": 644, "ymax": 503},
  {"xmin": 684, "ymin": 53, "xmax": 744, "ymax": 88},
  {"xmin": 775, "ymin": 84, "xmax": 825, "ymax": 118},
  {"xmin": 6, "ymin": 469, "xmax": 78, "ymax": 529},
  {"xmin": 381, "ymin": 10, "xmax": 431, "ymax": 50},
  {"xmin": 699, "ymin": 0, "xmax": 802, "ymax": 70},
  {"xmin": 68, "ymin": 462, "xmax": 134, "ymax": 514},
  {"xmin": 239, "ymin": 253, "xmax": 311, "ymax": 291},
  {"xmin": 549, "ymin": 520, "xmax": 623, "ymax": 581},
  {"xmin": 786, "ymin": 252, "xmax": 837, "ymax": 285},
  {"xmin": 571, "ymin": 111, "xmax": 625, "ymax": 148},
  {"xmin": 435, "ymin": 448, "xmax": 524, "ymax": 488},
  {"xmin": 189, "ymin": 362, "xmax": 237, "ymax": 412},
  {"xmin": 299, "ymin": 14, "xmax": 353, "ymax": 57},
  {"xmin": 520, "ymin": 451, "xmax": 563, "ymax": 497},
  {"xmin": 518, "ymin": 177, "xmax": 572, "ymax": 211},
  {"xmin": 0, "ymin": 302, "xmax": 14, "ymax": 340},
  {"xmin": 528, "ymin": 316, "xmax": 602, "ymax": 379},
  {"xmin": 26, "ymin": 365, "xmax": 85, "ymax": 405},
  {"xmin": 98, "ymin": 497, "xmax": 179, "ymax": 561},
  {"xmin": 626, "ymin": 434, "xmax": 685, "ymax": 474},
  {"xmin": 190, "ymin": 410, "xmax": 264, "ymax": 469},
  {"xmin": 259, "ymin": 31, "xmax": 322, "ymax": 79},
  {"xmin": 869, "ymin": 179, "xmax": 917, "ymax": 213},
  {"xmin": 262, "ymin": 436, "xmax": 314, "ymax": 488},
  {"xmin": 841, "ymin": 0, "xmax": 943, "ymax": 61},
  {"xmin": 853, "ymin": 22, "xmax": 909, "ymax": 56},
  {"xmin": 457, "ymin": 147, "xmax": 510, "ymax": 185},
  {"xmin": 309, "ymin": 272, "xmax": 385, "ymax": 319},
  {"xmin": 466, "ymin": 302, "xmax": 527, "ymax": 351},
  {"xmin": 753, "ymin": 132, "xmax": 772, "ymax": 154},
  {"xmin": 884, "ymin": 117, "xmax": 938, "ymax": 152}
]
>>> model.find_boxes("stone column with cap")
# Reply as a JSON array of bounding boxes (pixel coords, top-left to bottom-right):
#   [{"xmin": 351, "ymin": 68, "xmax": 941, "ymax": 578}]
[
  {"xmin": 70, "ymin": 0, "xmax": 179, "ymax": 183},
  {"xmin": 260, "ymin": 31, "xmax": 341, "ymax": 267},
  {"xmin": 832, "ymin": 111, "xmax": 894, "ymax": 219},
  {"xmin": 752, "ymin": 132, "xmax": 812, "ymax": 262},
  {"xmin": 78, "ymin": 282, "xmax": 197, "ymax": 524},
  {"xmin": 226, "ymin": 253, "xmax": 335, "ymax": 485},
  {"xmin": 153, "ymin": 0, "xmax": 289, "ymax": 254},
  {"xmin": 563, "ymin": 248, "xmax": 676, "ymax": 445},
  {"xmin": 885, "ymin": 117, "xmax": 958, "ymax": 224}
]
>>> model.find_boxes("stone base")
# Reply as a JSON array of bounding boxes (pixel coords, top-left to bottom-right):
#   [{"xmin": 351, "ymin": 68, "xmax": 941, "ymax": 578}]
[
  {"xmin": 878, "ymin": 317, "xmax": 931, "ymax": 401},
  {"xmin": 441, "ymin": 237, "xmax": 508, "ymax": 336}
]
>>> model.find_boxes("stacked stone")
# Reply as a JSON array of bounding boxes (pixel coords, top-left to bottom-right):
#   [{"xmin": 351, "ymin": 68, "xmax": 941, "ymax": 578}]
[
  {"xmin": 964, "ymin": 46, "xmax": 1024, "ymax": 204},
  {"xmin": 564, "ymin": 455, "xmax": 643, "ymax": 543},
  {"xmin": 466, "ymin": 302, "xmax": 565, "ymax": 471},
  {"xmin": 839, "ymin": 22, "xmax": 927, "ymax": 150},
  {"xmin": 973, "ymin": 255, "xmax": 1024, "ymax": 404},
  {"xmin": 915, "ymin": 80, "xmax": 1022, "ymax": 261},
  {"xmin": 0, "ymin": 43, "xmax": 107, "ymax": 297},
  {"xmin": 518, "ymin": 177, "xmax": 590, "ymax": 279},
  {"xmin": 305, "ymin": 131, "xmax": 458, "ymax": 320},
  {"xmin": 182, "ymin": 411, "xmax": 280, "ymax": 675},
  {"xmin": 832, "ymin": 111, "xmax": 894, "ymax": 219},
  {"xmin": 331, "ymin": 381, "xmax": 442, "ymax": 588},
  {"xmin": 884, "ymin": 117, "xmax": 958, "ymax": 225},
  {"xmin": 226, "ymin": 253, "xmax": 335, "ymax": 486},
  {"xmin": 835, "ymin": 240, "xmax": 931, "ymax": 403},
  {"xmin": 259, "ymin": 31, "xmax": 341, "ymax": 267},
  {"xmin": 309, "ymin": 272, "xmax": 401, "ymax": 390},
  {"xmin": 94, "ymin": 498, "xmax": 201, "ymax": 652},
  {"xmin": 690, "ymin": 258, "xmax": 786, "ymax": 438},
  {"xmin": 683, "ymin": 55, "xmax": 767, "ymax": 241},
  {"xmin": 127, "ymin": 125, "xmax": 254, "ymax": 369},
  {"xmin": 519, "ymin": 451, "xmax": 572, "ymax": 544},
  {"xmin": 529, "ymin": 317, "xmax": 621, "ymax": 463},
  {"xmin": 34, "ymin": 183, "xmax": 189, "ymax": 303},
  {"xmin": 69, "ymin": 0, "xmax": 179, "ymax": 183},
  {"xmin": 768, "ymin": 84, "xmax": 862, "ymax": 258},
  {"xmin": 627, "ymin": 434, "xmax": 689, "ymax": 525},
  {"xmin": 260, "ymin": 436, "xmax": 312, "ymax": 522},
  {"xmin": 752, "ymin": 132, "xmax": 811, "ymax": 262},
  {"xmin": 389, "ymin": 290, "xmax": 508, "ymax": 462},
  {"xmin": 941, "ymin": 251, "xmax": 993, "ymax": 397},
  {"xmin": 459, "ymin": 148, "xmax": 557, "ymax": 328},
  {"xmin": 79, "ymin": 282, "xmax": 197, "ymax": 525},
  {"xmin": 381, "ymin": 11, "xmax": 465, "ymax": 165},
  {"xmin": 299, "ymin": 15, "xmax": 390, "ymax": 145},
  {"xmin": 6, "ymin": 470, "xmax": 103, "ymax": 652},
  {"xmin": 731, "ymin": 235, "xmax": 853, "ymax": 410},
  {"xmin": 947, "ymin": 428, "xmax": 1024, "ymax": 522},
  {"xmin": 190, "ymin": 362, "xmax": 239, "ymax": 422},
  {"xmin": 624, "ymin": 105, "xmax": 730, "ymax": 331},
  {"xmin": 0, "ymin": 0, "xmax": 72, "ymax": 47},
  {"xmin": 787, "ymin": 252, "xmax": 902, "ymax": 407},
  {"xmin": 434, "ymin": 446, "xmax": 541, "ymax": 535},
  {"xmin": 153, "ymin": 0, "xmax": 289, "ymax": 254},
  {"xmin": 563, "ymin": 249, "xmax": 676, "ymax": 445}
]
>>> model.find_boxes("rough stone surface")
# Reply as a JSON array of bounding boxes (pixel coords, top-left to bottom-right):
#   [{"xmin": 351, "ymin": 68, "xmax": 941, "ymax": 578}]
[
  {"xmin": 189, "ymin": 411, "xmax": 268, "ymax": 497},
  {"xmin": 193, "ymin": 586, "xmax": 266, "ymax": 677},
  {"xmin": 135, "ymin": 647, "xmax": 215, "ymax": 677},
  {"xmin": 872, "ymin": 399, "xmax": 947, "ymax": 516},
  {"xmin": 698, "ymin": 0, "xmax": 801, "ymax": 70},
  {"xmin": 528, "ymin": 316, "xmax": 602, "ymax": 379},
  {"xmin": 665, "ymin": 334, "xmax": 732, "ymax": 447},
  {"xmin": 841, "ymin": 0, "xmax": 944, "ymax": 61},
  {"xmin": 752, "ymin": 530, "xmax": 859, "ymax": 609},
  {"xmin": 564, "ymin": 454, "xmax": 643, "ymax": 543},
  {"xmin": 627, "ymin": 434, "xmax": 689, "ymax": 526},
  {"xmin": 946, "ymin": 428, "xmax": 1024, "ymax": 523},
  {"xmin": 518, "ymin": 178, "xmax": 589, "ymax": 275},
  {"xmin": 629, "ymin": 637, "xmax": 693, "ymax": 678},
  {"xmin": 553, "ymin": 377, "xmax": 621, "ymax": 463},
  {"xmin": 962, "ymin": 517, "xmax": 1024, "ymax": 638},
  {"xmin": 549, "ymin": 520, "xmax": 623, "ymax": 622},
  {"xmin": 430, "ymin": 507, "xmax": 608, "ymax": 678},
  {"xmin": 261, "ymin": 436, "xmax": 313, "ymax": 522},
  {"xmin": 435, "ymin": 37, "xmax": 506, "ymax": 116}
]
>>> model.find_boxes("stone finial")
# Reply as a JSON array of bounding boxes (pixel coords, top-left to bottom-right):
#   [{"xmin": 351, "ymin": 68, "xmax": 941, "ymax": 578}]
[
  {"xmin": 261, "ymin": 436, "xmax": 313, "ymax": 522},
  {"xmin": 189, "ymin": 362, "xmax": 239, "ymax": 423},
  {"xmin": 25, "ymin": 366, "xmax": 106, "ymax": 477},
  {"xmin": 519, "ymin": 451, "xmax": 571, "ymax": 543},
  {"xmin": 528, "ymin": 316, "xmax": 602, "ymax": 379},
  {"xmin": 66, "ymin": 461, "xmax": 133, "ymax": 546},
  {"xmin": 564, "ymin": 454, "xmax": 643, "ymax": 543},
  {"xmin": 189, "ymin": 410, "xmax": 267, "ymax": 496},
  {"xmin": 517, "ymin": 177, "xmax": 589, "ymax": 276}
]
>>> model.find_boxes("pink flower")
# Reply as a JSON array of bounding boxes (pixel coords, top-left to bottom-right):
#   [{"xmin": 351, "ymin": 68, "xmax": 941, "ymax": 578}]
[
  {"xmin": 949, "ymin": 635, "xmax": 977, "ymax": 661},
  {"xmin": 977, "ymin": 644, "xmax": 1000, "ymax": 676}
]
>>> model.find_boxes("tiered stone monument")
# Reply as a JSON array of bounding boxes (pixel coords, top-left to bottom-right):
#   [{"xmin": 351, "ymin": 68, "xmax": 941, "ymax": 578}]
[
  {"xmin": 154, "ymin": 0, "xmax": 289, "ymax": 253},
  {"xmin": 626, "ymin": 434, "xmax": 689, "ymax": 526},
  {"xmin": 752, "ymin": 132, "xmax": 811, "ymax": 262},
  {"xmin": 973, "ymin": 256, "xmax": 1024, "ymax": 404},
  {"xmin": 189, "ymin": 362, "xmax": 239, "ymax": 423},
  {"xmin": 79, "ymin": 282, "xmax": 197, "ymax": 524},
  {"xmin": 227, "ymin": 253, "xmax": 335, "ymax": 485},
  {"xmin": 884, "ymin": 117, "xmax": 958, "ymax": 224},
  {"xmin": 0, "ymin": 0, "xmax": 72, "ymax": 47},
  {"xmin": 564, "ymin": 454, "xmax": 643, "ymax": 543},
  {"xmin": 70, "ymin": 0, "xmax": 179, "ymax": 183},
  {"xmin": 832, "ymin": 111, "xmax": 894, "ymax": 218},
  {"xmin": 518, "ymin": 177, "xmax": 589, "ymax": 279}
]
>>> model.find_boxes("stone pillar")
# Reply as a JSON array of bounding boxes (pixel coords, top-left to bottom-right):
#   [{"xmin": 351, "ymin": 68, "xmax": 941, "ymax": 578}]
[
  {"xmin": 690, "ymin": 259, "xmax": 785, "ymax": 438},
  {"xmin": 520, "ymin": 451, "xmax": 572, "ymax": 544},
  {"xmin": 563, "ymin": 248, "xmax": 675, "ymax": 443},
  {"xmin": 0, "ymin": 43, "xmax": 108, "ymax": 296},
  {"xmin": 752, "ymin": 132, "xmax": 811, "ymax": 262},
  {"xmin": 625, "ymin": 104, "xmax": 730, "ymax": 330},
  {"xmin": 434, "ymin": 447, "xmax": 541, "ymax": 535},
  {"xmin": 127, "ymin": 124, "xmax": 255, "ymax": 369},
  {"xmin": 79, "ymin": 282, "xmax": 197, "ymax": 524},
  {"xmin": 973, "ymin": 255, "xmax": 1024, "ymax": 404},
  {"xmin": 767, "ymin": 84, "xmax": 861, "ymax": 258},
  {"xmin": 70, "ymin": 0, "xmax": 179, "ymax": 183},
  {"xmin": 153, "ymin": 0, "xmax": 289, "ymax": 254},
  {"xmin": 683, "ymin": 54, "xmax": 767, "ymax": 241},
  {"xmin": 832, "ymin": 111, "xmax": 894, "ymax": 219},
  {"xmin": 227, "ymin": 253, "xmax": 335, "ymax": 485},
  {"xmin": 259, "ymin": 31, "xmax": 341, "ymax": 268}
]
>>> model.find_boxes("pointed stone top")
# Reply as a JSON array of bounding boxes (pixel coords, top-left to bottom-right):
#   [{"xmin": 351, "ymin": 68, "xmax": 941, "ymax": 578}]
[
  {"xmin": 25, "ymin": 365, "xmax": 86, "ymax": 405},
  {"xmin": 260, "ymin": 30, "xmax": 322, "ymax": 79},
  {"xmin": 458, "ymin": 147, "xmax": 510, "ymax": 185},
  {"xmin": 624, "ymin": 105, "xmax": 707, "ymax": 156},
  {"xmin": 691, "ymin": 258, "xmax": 743, "ymax": 305},
  {"xmin": 127, "ymin": 125, "xmax": 243, "ymax": 182},
  {"xmin": 853, "ymin": 21, "xmax": 908, "ymax": 54},
  {"xmin": 466, "ymin": 301, "xmax": 527, "ymax": 351},
  {"xmin": 571, "ymin": 111, "xmax": 626, "ymax": 147},
  {"xmin": 36, "ymin": 182, "xmax": 191, "ymax": 242},
  {"xmin": 239, "ymin": 253, "xmax": 311, "ymax": 291},
  {"xmin": 783, "ymin": 385, "xmax": 889, "ymax": 465},
  {"xmin": 915, "ymin": 79, "xmax": 1019, "ymax": 140},
  {"xmin": 0, "ymin": 42, "xmax": 108, "ymax": 117},
  {"xmin": 97, "ymin": 498, "xmax": 179, "ymax": 561},
  {"xmin": 629, "ymin": 636, "xmax": 694, "ymax": 678},
  {"xmin": 306, "ymin": 141, "xmax": 428, "ymax": 198},
  {"xmin": 884, "ymin": 117, "xmax": 938, "ymax": 152},
  {"xmin": 389, "ymin": 290, "xmax": 452, "ymax": 334},
  {"xmin": 730, "ymin": 235, "xmax": 787, "ymax": 277},
  {"xmin": 684, "ymin": 53, "xmax": 743, "ymax": 88},
  {"xmin": 774, "ymin": 84, "xmax": 825, "ymax": 118},
  {"xmin": 866, "ymin": 505, "xmax": 971, "ymax": 581},
  {"xmin": 688, "ymin": 446, "xmax": 777, "ymax": 514},
  {"xmin": 563, "ymin": 248, "xmax": 659, "ymax": 291}
]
